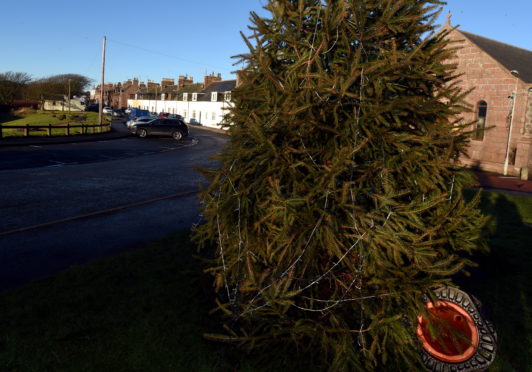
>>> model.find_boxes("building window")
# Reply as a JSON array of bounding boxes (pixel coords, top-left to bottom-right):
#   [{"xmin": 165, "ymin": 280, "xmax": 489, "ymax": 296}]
[
  {"xmin": 211, "ymin": 92, "xmax": 218, "ymax": 101},
  {"xmin": 192, "ymin": 110, "xmax": 196, "ymax": 119},
  {"xmin": 183, "ymin": 110, "xmax": 187, "ymax": 118},
  {"xmin": 192, "ymin": 93, "xmax": 197, "ymax": 101},
  {"xmin": 473, "ymin": 101, "xmax": 487, "ymax": 141},
  {"xmin": 212, "ymin": 112, "xmax": 216, "ymax": 120},
  {"xmin": 183, "ymin": 93, "xmax": 188, "ymax": 101},
  {"xmin": 224, "ymin": 92, "xmax": 231, "ymax": 101}
]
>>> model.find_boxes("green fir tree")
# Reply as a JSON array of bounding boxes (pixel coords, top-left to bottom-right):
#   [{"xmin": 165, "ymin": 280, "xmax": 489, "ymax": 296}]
[{"xmin": 194, "ymin": 0, "xmax": 487, "ymax": 370}]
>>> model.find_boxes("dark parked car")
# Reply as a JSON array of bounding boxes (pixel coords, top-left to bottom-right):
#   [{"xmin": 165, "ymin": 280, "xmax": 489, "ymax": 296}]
[
  {"xmin": 85, "ymin": 104, "xmax": 99, "ymax": 112},
  {"xmin": 134, "ymin": 118, "xmax": 189, "ymax": 140},
  {"xmin": 112, "ymin": 109, "xmax": 127, "ymax": 121}
]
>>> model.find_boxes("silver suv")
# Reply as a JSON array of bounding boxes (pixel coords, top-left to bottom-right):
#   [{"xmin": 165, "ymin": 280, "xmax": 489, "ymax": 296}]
[{"xmin": 127, "ymin": 116, "xmax": 156, "ymax": 131}]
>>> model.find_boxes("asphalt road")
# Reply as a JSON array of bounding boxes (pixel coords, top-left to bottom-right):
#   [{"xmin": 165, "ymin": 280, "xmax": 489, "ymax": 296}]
[{"xmin": 0, "ymin": 128, "xmax": 226, "ymax": 292}]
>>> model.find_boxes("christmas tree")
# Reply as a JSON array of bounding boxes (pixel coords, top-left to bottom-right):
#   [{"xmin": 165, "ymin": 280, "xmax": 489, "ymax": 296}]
[{"xmin": 194, "ymin": 0, "xmax": 486, "ymax": 370}]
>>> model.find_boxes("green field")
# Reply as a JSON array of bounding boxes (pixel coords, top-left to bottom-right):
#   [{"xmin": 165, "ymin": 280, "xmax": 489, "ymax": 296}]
[
  {"xmin": 0, "ymin": 191, "xmax": 530, "ymax": 371},
  {"xmin": 0, "ymin": 111, "xmax": 109, "ymax": 137}
]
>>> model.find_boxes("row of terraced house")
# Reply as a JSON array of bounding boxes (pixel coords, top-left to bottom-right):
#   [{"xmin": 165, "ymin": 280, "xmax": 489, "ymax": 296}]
[{"xmin": 91, "ymin": 72, "xmax": 237, "ymax": 129}]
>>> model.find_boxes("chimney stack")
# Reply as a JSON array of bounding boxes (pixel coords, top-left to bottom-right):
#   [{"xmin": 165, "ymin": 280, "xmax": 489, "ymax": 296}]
[{"xmin": 204, "ymin": 72, "xmax": 222, "ymax": 89}]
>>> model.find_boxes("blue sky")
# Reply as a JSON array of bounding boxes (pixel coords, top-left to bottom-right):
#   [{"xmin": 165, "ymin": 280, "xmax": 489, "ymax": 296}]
[{"xmin": 1, "ymin": 0, "xmax": 531, "ymax": 88}]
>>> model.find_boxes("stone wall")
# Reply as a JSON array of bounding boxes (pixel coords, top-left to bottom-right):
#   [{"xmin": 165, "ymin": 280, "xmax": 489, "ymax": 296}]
[{"xmin": 447, "ymin": 29, "xmax": 532, "ymax": 176}]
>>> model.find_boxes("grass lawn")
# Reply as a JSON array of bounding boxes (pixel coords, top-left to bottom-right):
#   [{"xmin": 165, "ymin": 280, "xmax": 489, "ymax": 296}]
[
  {"xmin": 0, "ymin": 111, "xmax": 109, "ymax": 137},
  {"xmin": 0, "ymin": 191, "xmax": 530, "ymax": 371}
]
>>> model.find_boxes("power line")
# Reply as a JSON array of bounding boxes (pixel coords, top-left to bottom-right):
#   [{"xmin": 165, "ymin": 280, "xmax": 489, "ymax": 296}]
[{"xmin": 107, "ymin": 38, "xmax": 233, "ymax": 73}]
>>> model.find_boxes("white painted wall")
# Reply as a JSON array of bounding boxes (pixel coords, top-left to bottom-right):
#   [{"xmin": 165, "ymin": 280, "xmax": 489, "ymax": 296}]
[
  {"xmin": 127, "ymin": 98, "xmax": 232, "ymax": 129},
  {"xmin": 43, "ymin": 99, "xmax": 85, "ymax": 112}
]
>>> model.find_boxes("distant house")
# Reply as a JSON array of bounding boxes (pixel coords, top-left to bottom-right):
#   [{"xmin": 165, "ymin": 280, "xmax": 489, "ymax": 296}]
[
  {"xmin": 127, "ymin": 74, "xmax": 237, "ymax": 129},
  {"xmin": 443, "ymin": 18, "xmax": 532, "ymax": 177},
  {"xmin": 43, "ymin": 95, "xmax": 85, "ymax": 111},
  {"xmin": 186, "ymin": 79, "xmax": 236, "ymax": 126},
  {"xmin": 92, "ymin": 79, "xmax": 140, "ymax": 108}
]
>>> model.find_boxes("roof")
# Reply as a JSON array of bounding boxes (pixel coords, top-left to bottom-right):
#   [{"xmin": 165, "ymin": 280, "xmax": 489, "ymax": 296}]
[
  {"xmin": 203, "ymin": 80, "xmax": 236, "ymax": 94},
  {"xmin": 459, "ymin": 30, "xmax": 532, "ymax": 84},
  {"xmin": 198, "ymin": 80, "xmax": 236, "ymax": 101},
  {"xmin": 178, "ymin": 83, "xmax": 204, "ymax": 93}
]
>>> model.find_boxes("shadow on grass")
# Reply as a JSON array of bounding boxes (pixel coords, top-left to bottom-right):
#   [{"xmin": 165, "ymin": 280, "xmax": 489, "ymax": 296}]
[
  {"xmin": 456, "ymin": 192, "xmax": 532, "ymax": 372},
  {"xmin": 0, "ymin": 231, "xmax": 318, "ymax": 372},
  {"xmin": 1, "ymin": 193, "xmax": 530, "ymax": 371},
  {"xmin": 0, "ymin": 114, "xmax": 22, "ymax": 124}
]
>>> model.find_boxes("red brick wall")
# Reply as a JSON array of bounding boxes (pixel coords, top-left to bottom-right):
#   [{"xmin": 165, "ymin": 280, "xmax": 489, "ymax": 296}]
[{"xmin": 447, "ymin": 30, "xmax": 532, "ymax": 176}]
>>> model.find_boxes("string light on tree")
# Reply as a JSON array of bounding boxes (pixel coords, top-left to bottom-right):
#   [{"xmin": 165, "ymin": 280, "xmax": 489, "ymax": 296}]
[{"xmin": 195, "ymin": 1, "xmax": 487, "ymax": 370}]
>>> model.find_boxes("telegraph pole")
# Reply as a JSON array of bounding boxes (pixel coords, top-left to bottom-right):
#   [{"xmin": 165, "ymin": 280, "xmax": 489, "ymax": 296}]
[
  {"xmin": 99, "ymin": 36, "xmax": 107, "ymax": 126},
  {"xmin": 68, "ymin": 78, "xmax": 71, "ymax": 113}
]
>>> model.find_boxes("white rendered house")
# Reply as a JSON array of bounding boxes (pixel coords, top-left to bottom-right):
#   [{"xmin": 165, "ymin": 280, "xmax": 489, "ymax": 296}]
[{"xmin": 127, "ymin": 80, "xmax": 236, "ymax": 129}]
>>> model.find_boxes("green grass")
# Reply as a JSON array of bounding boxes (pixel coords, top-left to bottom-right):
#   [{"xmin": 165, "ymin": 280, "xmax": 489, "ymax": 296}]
[
  {"xmin": 457, "ymin": 191, "xmax": 532, "ymax": 372},
  {"xmin": 0, "ymin": 191, "xmax": 530, "ymax": 371},
  {"xmin": 0, "ymin": 111, "xmax": 108, "ymax": 137},
  {"xmin": 0, "ymin": 232, "xmax": 315, "ymax": 372}
]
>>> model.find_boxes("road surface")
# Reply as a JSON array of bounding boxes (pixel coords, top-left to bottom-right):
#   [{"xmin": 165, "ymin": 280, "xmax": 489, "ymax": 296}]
[{"xmin": 0, "ymin": 128, "xmax": 226, "ymax": 292}]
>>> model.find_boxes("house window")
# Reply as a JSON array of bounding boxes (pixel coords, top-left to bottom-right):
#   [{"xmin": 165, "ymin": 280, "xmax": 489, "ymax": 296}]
[
  {"xmin": 184, "ymin": 110, "xmax": 187, "ymax": 118},
  {"xmin": 212, "ymin": 112, "xmax": 216, "ymax": 120},
  {"xmin": 211, "ymin": 92, "xmax": 218, "ymax": 101},
  {"xmin": 192, "ymin": 110, "xmax": 196, "ymax": 119},
  {"xmin": 473, "ymin": 101, "xmax": 487, "ymax": 141},
  {"xmin": 224, "ymin": 92, "xmax": 231, "ymax": 101},
  {"xmin": 183, "ymin": 93, "xmax": 188, "ymax": 101},
  {"xmin": 192, "ymin": 93, "xmax": 197, "ymax": 101}
]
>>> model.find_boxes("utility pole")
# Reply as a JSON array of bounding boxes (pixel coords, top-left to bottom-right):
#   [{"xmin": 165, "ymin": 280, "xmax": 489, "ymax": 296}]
[
  {"xmin": 503, "ymin": 70, "xmax": 519, "ymax": 176},
  {"xmin": 99, "ymin": 36, "xmax": 107, "ymax": 125},
  {"xmin": 68, "ymin": 78, "xmax": 71, "ymax": 113}
]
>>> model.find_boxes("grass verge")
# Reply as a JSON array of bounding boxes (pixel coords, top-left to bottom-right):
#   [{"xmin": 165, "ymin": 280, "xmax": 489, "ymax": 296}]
[
  {"xmin": 0, "ymin": 111, "xmax": 108, "ymax": 137},
  {"xmin": 0, "ymin": 191, "xmax": 530, "ymax": 371}
]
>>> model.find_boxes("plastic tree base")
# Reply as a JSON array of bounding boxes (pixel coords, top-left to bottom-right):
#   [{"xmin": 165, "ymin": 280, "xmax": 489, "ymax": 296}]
[{"xmin": 417, "ymin": 287, "xmax": 497, "ymax": 372}]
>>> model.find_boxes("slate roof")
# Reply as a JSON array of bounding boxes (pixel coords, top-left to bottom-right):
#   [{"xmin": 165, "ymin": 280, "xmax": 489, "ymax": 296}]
[
  {"xmin": 199, "ymin": 80, "xmax": 237, "ymax": 101},
  {"xmin": 459, "ymin": 30, "xmax": 532, "ymax": 84}
]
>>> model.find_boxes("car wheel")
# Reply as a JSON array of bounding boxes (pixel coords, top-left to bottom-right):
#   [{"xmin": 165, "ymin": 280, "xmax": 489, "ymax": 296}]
[
  {"xmin": 172, "ymin": 130, "xmax": 183, "ymax": 141},
  {"xmin": 417, "ymin": 287, "xmax": 497, "ymax": 372},
  {"xmin": 137, "ymin": 129, "xmax": 148, "ymax": 138}
]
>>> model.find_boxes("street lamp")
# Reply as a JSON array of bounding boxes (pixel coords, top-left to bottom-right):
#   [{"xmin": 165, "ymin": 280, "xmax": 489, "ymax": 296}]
[{"xmin": 503, "ymin": 70, "xmax": 519, "ymax": 176}]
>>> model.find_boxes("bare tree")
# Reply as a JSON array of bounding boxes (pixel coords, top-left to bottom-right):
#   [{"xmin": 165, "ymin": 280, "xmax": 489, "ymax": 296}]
[
  {"xmin": 0, "ymin": 72, "xmax": 32, "ymax": 104},
  {"xmin": 30, "ymin": 74, "xmax": 92, "ymax": 98}
]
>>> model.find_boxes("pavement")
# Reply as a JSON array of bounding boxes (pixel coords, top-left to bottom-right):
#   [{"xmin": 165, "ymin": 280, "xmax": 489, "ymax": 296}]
[
  {"xmin": 0, "ymin": 124, "xmax": 529, "ymax": 196},
  {"xmin": 473, "ymin": 171, "xmax": 532, "ymax": 196}
]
